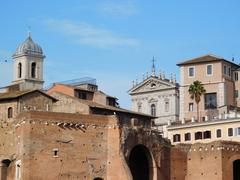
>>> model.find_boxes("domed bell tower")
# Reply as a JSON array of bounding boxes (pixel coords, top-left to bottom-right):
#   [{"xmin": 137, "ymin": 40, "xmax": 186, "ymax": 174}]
[{"xmin": 12, "ymin": 33, "xmax": 45, "ymax": 90}]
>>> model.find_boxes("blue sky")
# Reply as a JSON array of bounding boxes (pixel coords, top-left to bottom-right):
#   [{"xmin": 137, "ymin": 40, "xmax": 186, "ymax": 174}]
[{"xmin": 1, "ymin": 0, "xmax": 240, "ymax": 108}]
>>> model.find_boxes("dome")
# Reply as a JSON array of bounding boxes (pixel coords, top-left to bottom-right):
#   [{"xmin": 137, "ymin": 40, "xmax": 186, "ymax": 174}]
[{"xmin": 13, "ymin": 34, "xmax": 44, "ymax": 57}]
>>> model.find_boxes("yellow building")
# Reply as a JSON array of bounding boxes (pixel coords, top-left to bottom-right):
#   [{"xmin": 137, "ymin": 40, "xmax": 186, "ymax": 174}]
[
  {"xmin": 177, "ymin": 54, "xmax": 240, "ymax": 122},
  {"xmin": 168, "ymin": 117, "xmax": 240, "ymax": 145},
  {"xmin": 166, "ymin": 54, "xmax": 240, "ymax": 145}
]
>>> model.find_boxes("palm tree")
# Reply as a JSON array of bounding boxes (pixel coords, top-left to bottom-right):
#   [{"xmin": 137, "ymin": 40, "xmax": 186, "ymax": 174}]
[{"xmin": 188, "ymin": 80, "xmax": 206, "ymax": 122}]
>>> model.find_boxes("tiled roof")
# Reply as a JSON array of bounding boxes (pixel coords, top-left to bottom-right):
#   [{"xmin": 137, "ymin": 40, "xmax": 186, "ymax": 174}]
[
  {"xmin": 177, "ymin": 54, "xmax": 240, "ymax": 67},
  {"xmin": 51, "ymin": 92, "xmax": 153, "ymax": 118},
  {"xmin": 0, "ymin": 90, "xmax": 57, "ymax": 101},
  {"xmin": 89, "ymin": 103, "xmax": 153, "ymax": 117}
]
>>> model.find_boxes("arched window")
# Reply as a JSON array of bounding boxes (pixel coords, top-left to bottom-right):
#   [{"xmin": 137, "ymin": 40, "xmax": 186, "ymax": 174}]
[
  {"xmin": 7, "ymin": 107, "xmax": 13, "ymax": 118},
  {"xmin": 150, "ymin": 104, "xmax": 156, "ymax": 116},
  {"xmin": 18, "ymin": 63, "xmax": 22, "ymax": 78},
  {"xmin": 93, "ymin": 178, "xmax": 104, "ymax": 180},
  {"xmin": 31, "ymin": 62, "xmax": 36, "ymax": 78}
]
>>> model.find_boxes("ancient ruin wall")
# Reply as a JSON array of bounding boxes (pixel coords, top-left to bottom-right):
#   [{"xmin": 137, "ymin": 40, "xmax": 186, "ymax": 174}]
[
  {"xmin": 171, "ymin": 141, "xmax": 240, "ymax": 180},
  {"xmin": 11, "ymin": 112, "xmax": 130, "ymax": 180}
]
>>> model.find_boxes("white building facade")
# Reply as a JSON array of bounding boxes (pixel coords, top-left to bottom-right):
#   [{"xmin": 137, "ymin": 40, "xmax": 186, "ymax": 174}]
[{"xmin": 129, "ymin": 62, "xmax": 179, "ymax": 134}]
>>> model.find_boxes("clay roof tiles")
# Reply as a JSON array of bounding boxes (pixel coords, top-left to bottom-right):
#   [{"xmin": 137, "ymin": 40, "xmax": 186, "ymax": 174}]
[
  {"xmin": 177, "ymin": 54, "xmax": 240, "ymax": 67},
  {"xmin": 0, "ymin": 89, "xmax": 57, "ymax": 101},
  {"xmin": 50, "ymin": 92, "xmax": 153, "ymax": 118}
]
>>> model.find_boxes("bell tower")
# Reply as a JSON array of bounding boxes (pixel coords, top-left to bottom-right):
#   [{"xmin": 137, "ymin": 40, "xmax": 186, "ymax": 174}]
[{"xmin": 12, "ymin": 33, "xmax": 45, "ymax": 90}]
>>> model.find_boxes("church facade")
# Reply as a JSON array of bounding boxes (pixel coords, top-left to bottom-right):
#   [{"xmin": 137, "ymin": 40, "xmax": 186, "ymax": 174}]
[{"xmin": 128, "ymin": 62, "xmax": 179, "ymax": 133}]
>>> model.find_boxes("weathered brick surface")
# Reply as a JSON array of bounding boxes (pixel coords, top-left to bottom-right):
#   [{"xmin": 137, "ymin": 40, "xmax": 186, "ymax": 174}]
[
  {"xmin": 0, "ymin": 92, "xmax": 54, "ymax": 161},
  {"xmin": 3, "ymin": 110, "xmax": 240, "ymax": 180},
  {"xmin": 170, "ymin": 141, "xmax": 240, "ymax": 180},
  {"xmin": 0, "ymin": 111, "xmax": 171, "ymax": 180},
  {"xmin": 11, "ymin": 112, "xmax": 131, "ymax": 179}
]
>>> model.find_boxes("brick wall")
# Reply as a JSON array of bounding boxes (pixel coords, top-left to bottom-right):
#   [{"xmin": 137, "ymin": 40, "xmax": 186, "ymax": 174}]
[
  {"xmin": 170, "ymin": 141, "xmax": 240, "ymax": 180},
  {"xmin": 11, "ymin": 112, "xmax": 130, "ymax": 180}
]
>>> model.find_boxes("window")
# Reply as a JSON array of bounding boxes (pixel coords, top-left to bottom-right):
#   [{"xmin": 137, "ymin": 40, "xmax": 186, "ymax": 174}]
[
  {"xmin": 235, "ymin": 127, "xmax": 240, "ymax": 136},
  {"xmin": 188, "ymin": 67, "xmax": 195, "ymax": 77},
  {"xmin": 78, "ymin": 92, "xmax": 87, "ymax": 100},
  {"xmin": 207, "ymin": 64, "xmax": 213, "ymax": 75},
  {"xmin": 228, "ymin": 67, "xmax": 231, "ymax": 76},
  {"xmin": 216, "ymin": 129, "xmax": 221, "ymax": 138},
  {"xmin": 15, "ymin": 160, "xmax": 21, "ymax": 180},
  {"xmin": 151, "ymin": 104, "xmax": 156, "ymax": 116},
  {"xmin": 18, "ymin": 63, "xmax": 22, "ymax": 78},
  {"xmin": 165, "ymin": 101, "xmax": 169, "ymax": 112},
  {"xmin": 131, "ymin": 118, "xmax": 137, "ymax": 126},
  {"xmin": 189, "ymin": 103, "xmax": 194, "ymax": 112},
  {"xmin": 235, "ymin": 72, "xmax": 239, "ymax": 81},
  {"xmin": 203, "ymin": 131, "xmax": 211, "ymax": 139},
  {"xmin": 185, "ymin": 133, "xmax": 191, "ymax": 141},
  {"xmin": 235, "ymin": 90, "xmax": 239, "ymax": 98},
  {"xmin": 195, "ymin": 131, "xmax": 203, "ymax": 140},
  {"xmin": 137, "ymin": 104, "xmax": 142, "ymax": 112},
  {"xmin": 31, "ymin": 62, "xmax": 36, "ymax": 78},
  {"xmin": 107, "ymin": 98, "xmax": 116, "ymax": 106},
  {"xmin": 151, "ymin": 83, "xmax": 156, "ymax": 88},
  {"xmin": 46, "ymin": 104, "xmax": 49, "ymax": 111},
  {"xmin": 228, "ymin": 128, "xmax": 233, "ymax": 137},
  {"xmin": 204, "ymin": 93, "xmax": 217, "ymax": 109},
  {"xmin": 53, "ymin": 148, "xmax": 59, "ymax": 157},
  {"xmin": 223, "ymin": 65, "xmax": 227, "ymax": 74},
  {"xmin": 173, "ymin": 134, "xmax": 181, "ymax": 142},
  {"xmin": 7, "ymin": 107, "xmax": 13, "ymax": 118}
]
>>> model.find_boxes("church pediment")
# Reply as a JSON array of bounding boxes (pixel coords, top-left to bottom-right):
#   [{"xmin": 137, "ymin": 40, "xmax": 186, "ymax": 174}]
[{"xmin": 129, "ymin": 76, "xmax": 177, "ymax": 94}]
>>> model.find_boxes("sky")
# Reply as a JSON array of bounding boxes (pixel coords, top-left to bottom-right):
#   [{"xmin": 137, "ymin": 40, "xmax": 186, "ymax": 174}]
[{"xmin": 1, "ymin": 0, "xmax": 240, "ymax": 108}]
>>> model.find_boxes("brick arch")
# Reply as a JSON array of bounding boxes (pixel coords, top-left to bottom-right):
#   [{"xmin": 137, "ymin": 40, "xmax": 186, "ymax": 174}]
[
  {"xmin": 127, "ymin": 144, "xmax": 157, "ymax": 180},
  {"xmin": 224, "ymin": 154, "xmax": 240, "ymax": 180},
  {"xmin": 121, "ymin": 127, "xmax": 170, "ymax": 180}
]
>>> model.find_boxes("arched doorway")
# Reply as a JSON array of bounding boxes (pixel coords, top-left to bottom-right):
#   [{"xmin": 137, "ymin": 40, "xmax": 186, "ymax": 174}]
[
  {"xmin": 233, "ymin": 159, "xmax": 240, "ymax": 180},
  {"xmin": 93, "ymin": 178, "xmax": 103, "ymax": 180},
  {"xmin": 128, "ymin": 145, "xmax": 153, "ymax": 180}
]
